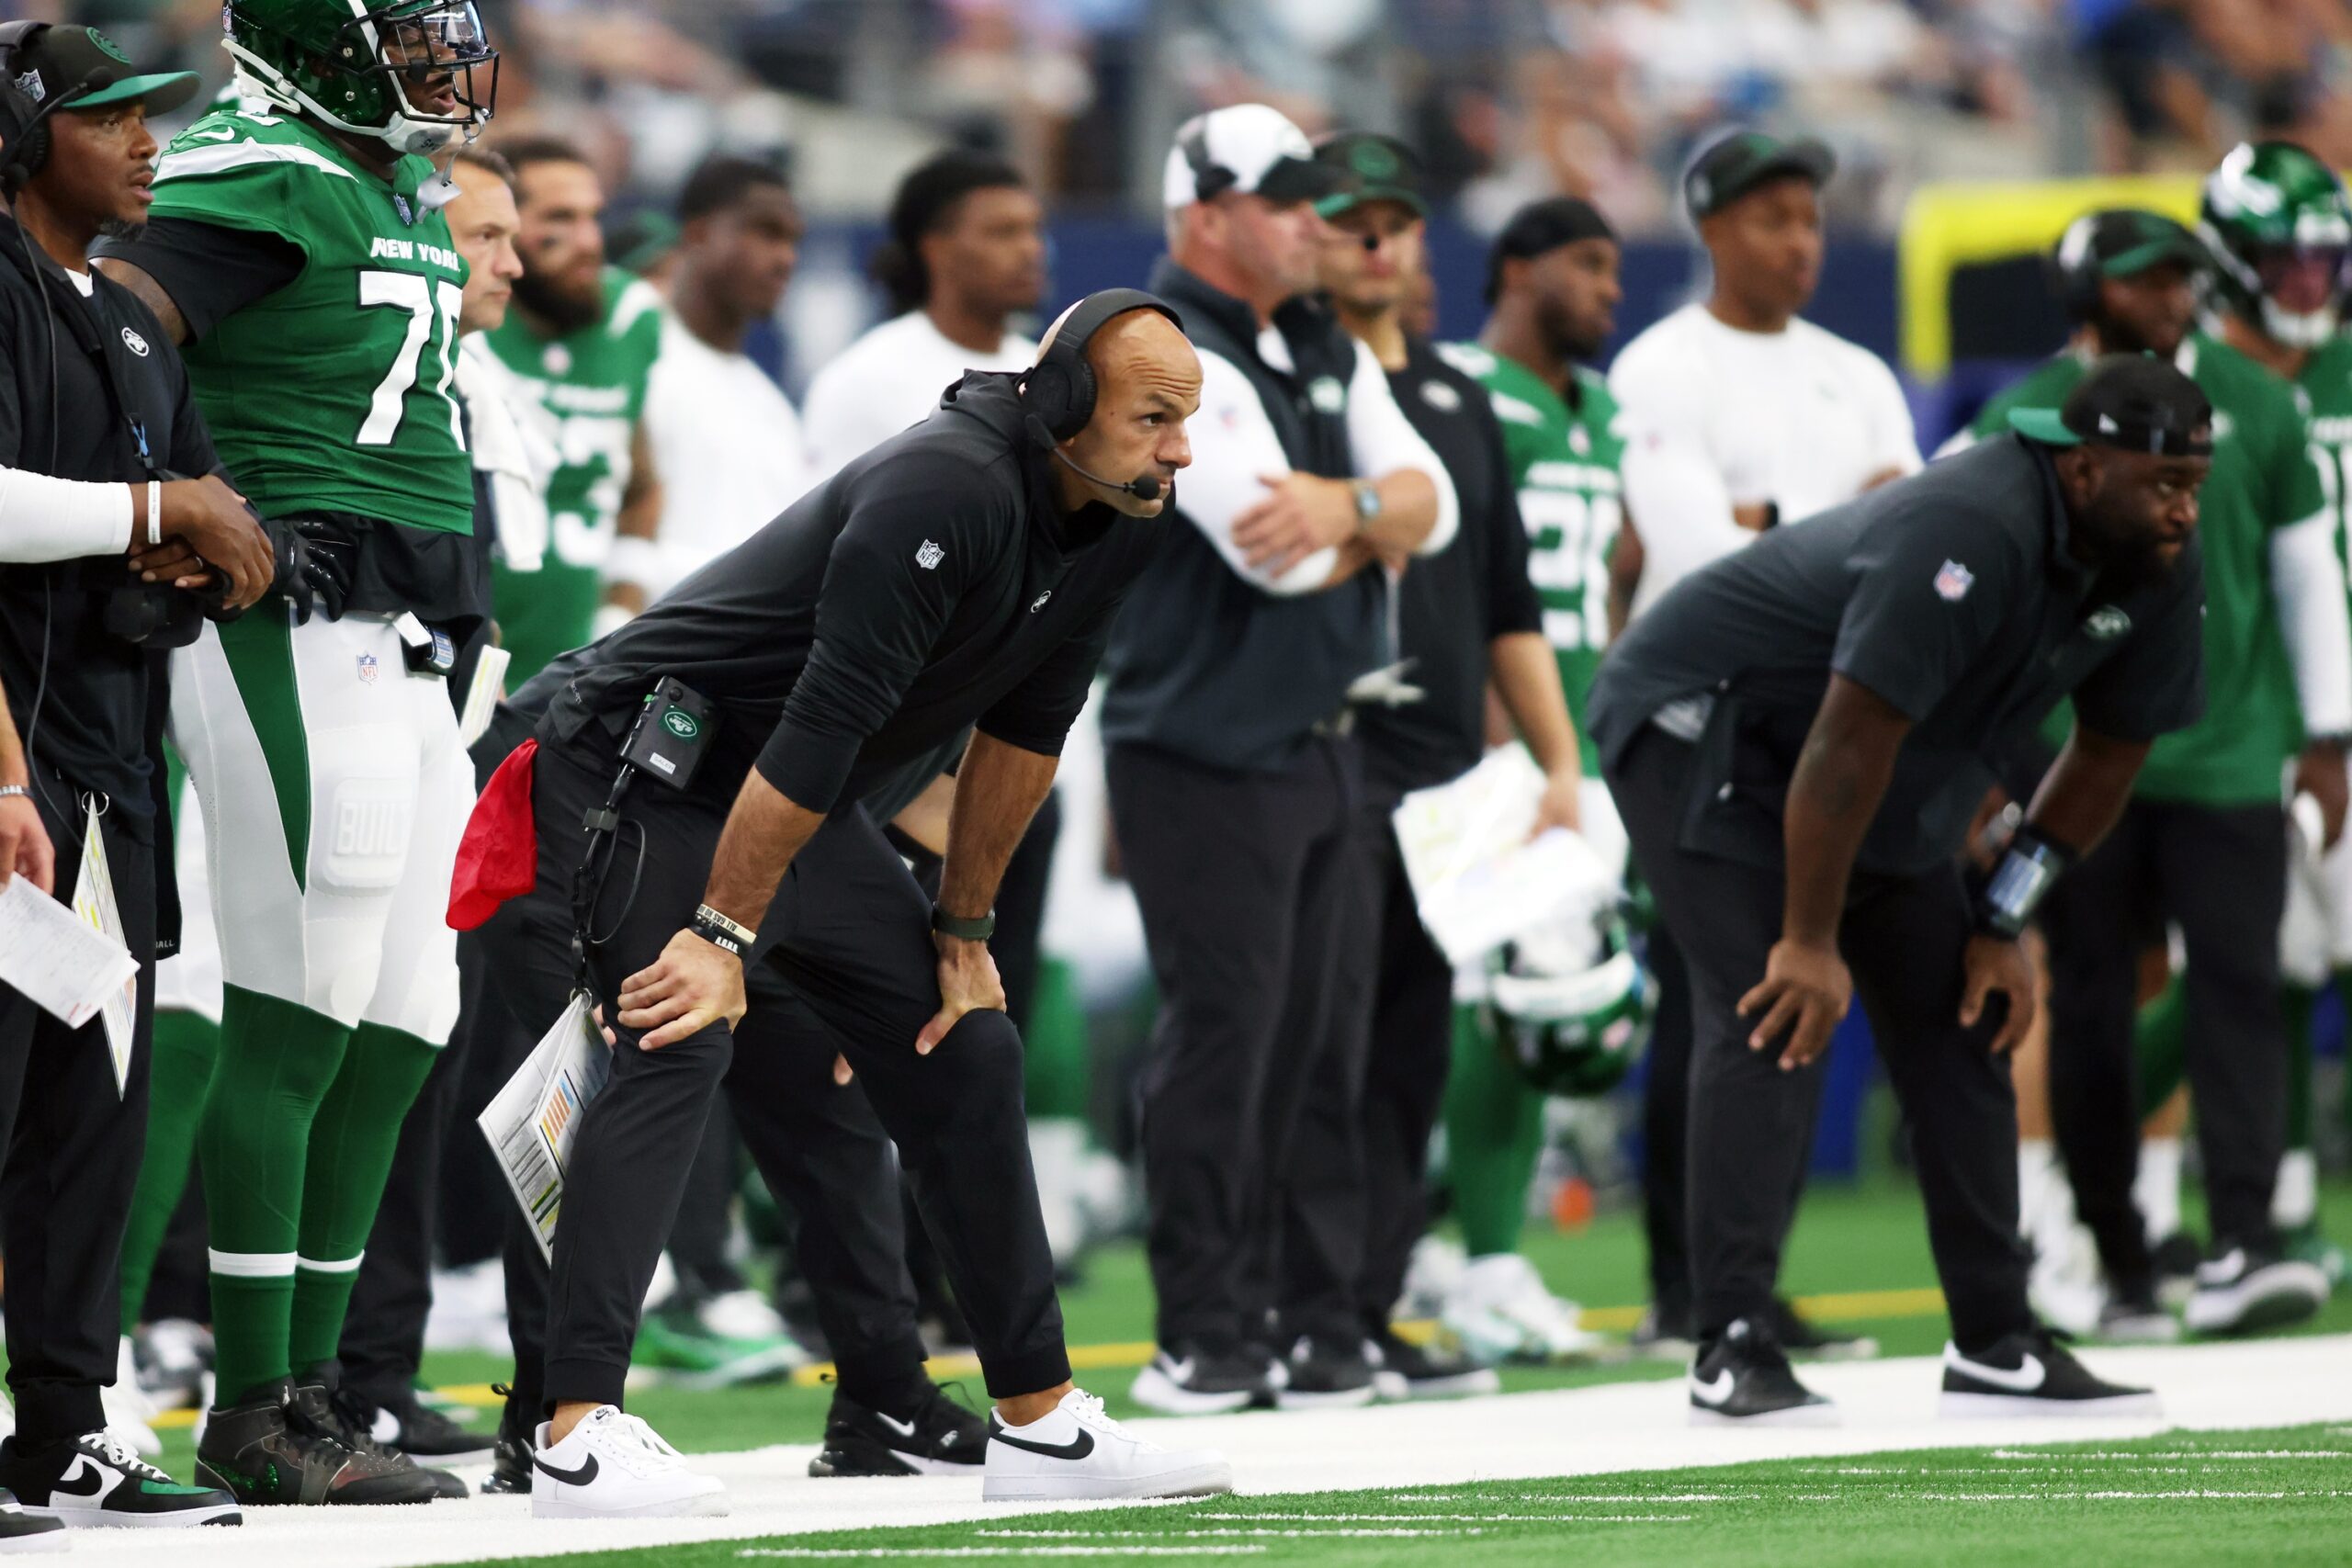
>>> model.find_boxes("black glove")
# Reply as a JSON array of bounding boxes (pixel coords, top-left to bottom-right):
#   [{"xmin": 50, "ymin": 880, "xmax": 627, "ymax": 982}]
[{"xmin": 271, "ymin": 516, "xmax": 358, "ymax": 624}]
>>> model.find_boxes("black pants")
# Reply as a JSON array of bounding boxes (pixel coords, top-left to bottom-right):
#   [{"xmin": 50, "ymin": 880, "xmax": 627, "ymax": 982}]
[
  {"xmin": 0, "ymin": 772, "xmax": 155, "ymax": 1443},
  {"xmin": 494, "ymin": 735, "xmax": 1065, "ymax": 1408},
  {"xmin": 1639, "ymin": 921, "xmax": 1694, "ymax": 1317},
  {"xmin": 2040, "ymin": 797, "xmax": 2289, "ymax": 1285},
  {"xmin": 1330, "ymin": 803, "xmax": 1455, "ymax": 1332},
  {"xmin": 440, "ymin": 925, "xmax": 534, "ymax": 1269},
  {"xmin": 1108, "ymin": 737, "xmax": 1366, "ymax": 1347},
  {"xmin": 339, "ymin": 1016, "xmax": 461, "ymax": 1407},
  {"xmin": 1608, "ymin": 728, "xmax": 2032, "ymax": 1353}
]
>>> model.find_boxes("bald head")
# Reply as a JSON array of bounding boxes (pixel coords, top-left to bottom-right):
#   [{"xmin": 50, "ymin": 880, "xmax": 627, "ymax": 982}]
[{"xmin": 1042, "ymin": 304, "xmax": 1202, "ymax": 519}]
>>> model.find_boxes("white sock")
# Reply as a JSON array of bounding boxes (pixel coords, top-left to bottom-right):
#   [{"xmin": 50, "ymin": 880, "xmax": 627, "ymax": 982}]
[
  {"xmin": 2136, "ymin": 1136, "xmax": 2184, "ymax": 1245},
  {"xmin": 2273, "ymin": 1148, "xmax": 2319, "ymax": 1230},
  {"xmin": 2018, "ymin": 1139, "xmax": 2058, "ymax": 1238}
]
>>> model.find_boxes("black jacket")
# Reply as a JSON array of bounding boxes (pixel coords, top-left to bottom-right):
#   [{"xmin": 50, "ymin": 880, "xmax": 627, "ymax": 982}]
[
  {"xmin": 0, "ymin": 212, "xmax": 218, "ymax": 826},
  {"xmin": 519, "ymin": 372, "xmax": 1161, "ymax": 815},
  {"xmin": 1097, "ymin": 260, "xmax": 1385, "ymax": 773}
]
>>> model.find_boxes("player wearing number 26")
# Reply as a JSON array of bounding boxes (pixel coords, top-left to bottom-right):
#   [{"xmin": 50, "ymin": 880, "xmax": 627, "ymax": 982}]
[{"xmin": 91, "ymin": 0, "xmax": 498, "ymax": 1508}]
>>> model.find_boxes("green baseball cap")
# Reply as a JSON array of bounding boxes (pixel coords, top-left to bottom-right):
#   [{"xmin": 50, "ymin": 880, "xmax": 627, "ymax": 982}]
[
  {"xmin": 7, "ymin": 24, "xmax": 199, "ymax": 117},
  {"xmin": 2057, "ymin": 209, "xmax": 2210, "ymax": 284},
  {"xmin": 1683, "ymin": 129, "xmax": 1835, "ymax": 221},
  {"xmin": 1313, "ymin": 131, "xmax": 1428, "ymax": 220}
]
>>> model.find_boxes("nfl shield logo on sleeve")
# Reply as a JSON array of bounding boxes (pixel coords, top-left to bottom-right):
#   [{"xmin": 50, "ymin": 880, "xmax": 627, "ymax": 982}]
[
  {"xmin": 1934, "ymin": 559, "xmax": 1974, "ymax": 602},
  {"xmin": 357, "ymin": 653, "xmax": 379, "ymax": 684}
]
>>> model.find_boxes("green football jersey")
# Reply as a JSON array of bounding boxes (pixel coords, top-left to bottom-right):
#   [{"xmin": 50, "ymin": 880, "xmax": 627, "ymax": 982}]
[
  {"xmin": 2296, "ymin": 336, "xmax": 2352, "ymax": 589},
  {"xmin": 1967, "ymin": 335, "xmax": 2326, "ymax": 804},
  {"xmin": 1440, "ymin": 344, "xmax": 1623, "ymax": 773},
  {"xmin": 481, "ymin": 271, "xmax": 663, "ymax": 682},
  {"xmin": 148, "ymin": 108, "xmax": 472, "ymax": 536}
]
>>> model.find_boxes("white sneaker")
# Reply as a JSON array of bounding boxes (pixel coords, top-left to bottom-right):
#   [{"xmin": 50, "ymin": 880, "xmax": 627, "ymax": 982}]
[
  {"xmin": 1442, "ymin": 1254, "xmax": 1608, "ymax": 1364},
  {"xmin": 99, "ymin": 1345, "xmax": 161, "ymax": 1458},
  {"xmin": 1398, "ymin": 1234, "xmax": 1467, "ymax": 1321},
  {"xmin": 0, "ymin": 1393, "xmax": 14, "ymax": 1444},
  {"xmin": 982, "ymin": 1390, "xmax": 1232, "ymax": 1503},
  {"xmin": 528, "ymin": 1406, "xmax": 729, "ymax": 1519}
]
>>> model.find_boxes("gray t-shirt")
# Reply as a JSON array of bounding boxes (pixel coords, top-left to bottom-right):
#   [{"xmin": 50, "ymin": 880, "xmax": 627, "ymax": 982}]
[{"xmin": 1587, "ymin": 434, "xmax": 2206, "ymax": 875}]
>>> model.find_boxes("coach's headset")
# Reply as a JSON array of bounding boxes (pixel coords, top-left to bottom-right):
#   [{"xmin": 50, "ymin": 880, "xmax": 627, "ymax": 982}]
[
  {"xmin": 1018, "ymin": 287, "xmax": 1183, "ymax": 502},
  {"xmin": 2049, "ymin": 210, "xmax": 2205, "ymax": 324},
  {"xmin": 0, "ymin": 21, "xmax": 119, "ymax": 197}
]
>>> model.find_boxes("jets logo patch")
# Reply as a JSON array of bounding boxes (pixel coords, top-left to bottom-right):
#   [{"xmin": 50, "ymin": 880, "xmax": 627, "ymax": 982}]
[
  {"xmin": 120, "ymin": 326, "xmax": 151, "ymax": 358},
  {"xmin": 1933, "ymin": 559, "xmax": 1974, "ymax": 602},
  {"xmin": 1419, "ymin": 380, "xmax": 1461, "ymax": 413},
  {"xmin": 1031, "ymin": 591, "xmax": 1053, "ymax": 613},
  {"xmin": 2086, "ymin": 605, "xmax": 2132, "ymax": 640},
  {"xmin": 915, "ymin": 540, "xmax": 944, "ymax": 570}
]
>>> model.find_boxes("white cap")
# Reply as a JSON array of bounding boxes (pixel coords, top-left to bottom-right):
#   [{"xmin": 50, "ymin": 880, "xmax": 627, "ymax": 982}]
[{"xmin": 1162, "ymin": 104, "xmax": 1342, "ymax": 209}]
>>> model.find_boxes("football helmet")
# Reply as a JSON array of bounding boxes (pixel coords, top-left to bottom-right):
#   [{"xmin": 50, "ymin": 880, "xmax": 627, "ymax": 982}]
[
  {"xmin": 224, "ymin": 0, "xmax": 496, "ymax": 157},
  {"xmin": 2200, "ymin": 140, "xmax": 2352, "ymax": 348},
  {"xmin": 1486, "ymin": 908, "xmax": 1657, "ymax": 1100}
]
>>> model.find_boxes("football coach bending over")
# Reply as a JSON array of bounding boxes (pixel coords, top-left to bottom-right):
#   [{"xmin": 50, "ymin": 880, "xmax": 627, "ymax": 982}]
[
  {"xmin": 1586, "ymin": 356, "xmax": 2212, "ymax": 1427},
  {"xmin": 480, "ymin": 289, "xmax": 1229, "ymax": 1516}
]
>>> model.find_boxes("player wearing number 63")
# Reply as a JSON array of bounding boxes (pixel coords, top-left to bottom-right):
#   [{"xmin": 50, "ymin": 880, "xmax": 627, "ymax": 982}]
[{"xmin": 93, "ymin": 0, "xmax": 497, "ymax": 1511}]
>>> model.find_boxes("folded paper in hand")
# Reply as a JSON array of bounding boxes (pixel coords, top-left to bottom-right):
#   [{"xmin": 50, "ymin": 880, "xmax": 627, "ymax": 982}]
[
  {"xmin": 0, "ymin": 874, "xmax": 139, "ymax": 1032},
  {"xmin": 479, "ymin": 992, "xmax": 612, "ymax": 1262},
  {"xmin": 1392, "ymin": 746, "xmax": 1615, "ymax": 966}
]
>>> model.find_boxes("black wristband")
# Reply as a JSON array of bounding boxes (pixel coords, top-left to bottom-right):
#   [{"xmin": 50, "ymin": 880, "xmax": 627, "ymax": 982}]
[
  {"xmin": 687, "ymin": 917, "xmax": 745, "ymax": 957},
  {"xmin": 1973, "ymin": 828, "xmax": 2075, "ymax": 939},
  {"xmin": 931, "ymin": 904, "xmax": 996, "ymax": 942}
]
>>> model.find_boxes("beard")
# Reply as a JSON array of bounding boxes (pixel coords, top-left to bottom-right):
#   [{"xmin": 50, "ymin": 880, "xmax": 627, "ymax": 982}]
[
  {"xmin": 512, "ymin": 267, "xmax": 605, "ymax": 333},
  {"xmin": 2073, "ymin": 503, "xmax": 2180, "ymax": 595},
  {"xmin": 1537, "ymin": 294, "xmax": 1604, "ymax": 364}
]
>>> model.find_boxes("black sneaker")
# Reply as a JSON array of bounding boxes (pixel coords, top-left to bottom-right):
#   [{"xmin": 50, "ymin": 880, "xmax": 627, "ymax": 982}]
[
  {"xmin": 301, "ymin": 1380, "xmax": 468, "ymax": 1500},
  {"xmin": 1689, "ymin": 1317, "xmax": 1837, "ymax": 1427},
  {"xmin": 479, "ymin": 1387, "xmax": 534, "ymax": 1496},
  {"xmin": 808, "ymin": 1384, "xmax": 987, "ymax": 1477},
  {"xmin": 0, "ymin": 1431, "xmax": 240, "ymax": 1528},
  {"xmin": 1629, "ymin": 1300, "xmax": 1696, "ymax": 1362},
  {"xmin": 1765, "ymin": 1295, "xmax": 1879, "ymax": 1360},
  {"xmin": 2095, "ymin": 1285, "xmax": 2180, "ymax": 1344},
  {"xmin": 366, "ymin": 1389, "xmax": 495, "ymax": 1459},
  {"xmin": 2182, "ymin": 1242, "xmax": 2329, "ymax": 1336},
  {"xmin": 1940, "ymin": 1327, "xmax": 2161, "ymax": 1417},
  {"xmin": 195, "ymin": 1378, "xmax": 441, "ymax": 1506},
  {"xmin": 1363, "ymin": 1328, "xmax": 1499, "ymax": 1402},
  {"xmin": 1274, "ymin": 1334, "xmax": 1375, "ymax": 1412},
  {"xmin": 2152, "ymin": 1231, "xmax": 2205, "ymax": 1308},
  {"xmin": 0, "ymin": 1490, "xmax": 64, "ymax": 1552},
  {"xmin": 1129, "ymin": 1339, "xmax": 1274, "ymax": 1416}
]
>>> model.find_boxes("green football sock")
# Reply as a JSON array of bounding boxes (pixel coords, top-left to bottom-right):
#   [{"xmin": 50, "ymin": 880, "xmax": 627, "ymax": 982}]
[
  {"xmin": 120, "ymin": 1009, "xmax": 222, "ymax": 1337},
  {"xmin": 1444, "ymin": 1003, "xmax": 1545, "ymax": 1258},
  {"xmin": 2132, "ymin": 973, "xmax": 2188, "ymax": 1121},
  {"xmin": 288, "ymin": 1022, "xmax": 440, "ymax": 1373},
  {"xmin": 199, "ymin": 985, "xmax": 351, "ymax": 1402},
  {"xmin": 1023, "ymin": 958, "xmax": 1090, "ymax": 1122}
]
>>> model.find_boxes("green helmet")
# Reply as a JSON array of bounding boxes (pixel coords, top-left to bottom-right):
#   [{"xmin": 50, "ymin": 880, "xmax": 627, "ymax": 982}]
[
  {"xmin": 223, "ymin": 0, "xmax": 497, "ymax": 158},
  {"xmin": 2200, "ymin": 140, "xmax": 2352, "ymax": 348},
  {"xmin": 1487, "ymin": 916, "xmax": 1657, "ymax": 1099}
]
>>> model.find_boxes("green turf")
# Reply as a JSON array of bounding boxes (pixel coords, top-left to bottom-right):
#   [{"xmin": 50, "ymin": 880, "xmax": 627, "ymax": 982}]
[
  {"xmin": 138, "ymin": 1177, "xmax": 2352, "ymax": 1483},
  {"xmin": 467, "ymin": 1421, "xmax": 2352, "ymax": 1568}
]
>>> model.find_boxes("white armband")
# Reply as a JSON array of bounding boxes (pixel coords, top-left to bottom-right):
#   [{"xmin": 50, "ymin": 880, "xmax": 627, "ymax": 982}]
[{"xmin": 0, "ymin": 466, "xmax": 135, "ymax": 563}]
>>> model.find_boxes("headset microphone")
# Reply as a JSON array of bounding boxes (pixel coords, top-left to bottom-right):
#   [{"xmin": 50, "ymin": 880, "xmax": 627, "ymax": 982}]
[
  {"xmin": 1049, "ymin": 444, "xmax": 1162, "ymax": 502},
  {"xmin": 0, "ymin": 67, "xmax": 116, "ymax": 197}
]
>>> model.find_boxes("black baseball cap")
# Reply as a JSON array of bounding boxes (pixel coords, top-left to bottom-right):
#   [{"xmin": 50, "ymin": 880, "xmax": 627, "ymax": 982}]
[
  {"xmin": 1313, "ymin": 132, "xmax": 1427, "ymax": 220},
  {"xmin": 5, "ymin": 24, "xmax": 198, "ymax": 117},
  {"xmin": 1485, "ymin": 196, "xmax": 1620, "ymax": 303},
  {"xmin": 2008, "ymin": 355, "xmax": 2214, "ymax": 457},
  {"xmin": 1684, "ymin": 130, "xmax": 1835, "ymax": 221},
  {"xmin": 2055, "ymin": 208, "xmax": 2210, "ymax": 282}
]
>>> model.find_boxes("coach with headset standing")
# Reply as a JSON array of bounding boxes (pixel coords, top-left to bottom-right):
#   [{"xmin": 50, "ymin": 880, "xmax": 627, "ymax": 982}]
[
  {"xmin": 465, "ymin": 289, "xmax": 1233, "ymax": 1517},
  {"xmin": 0, "ymin": 22, "xmax": 277, "ymax": 1529},
  {"xmin": 1103, "ymin": 104, "xmax": 1459, "ymax": 1416}
]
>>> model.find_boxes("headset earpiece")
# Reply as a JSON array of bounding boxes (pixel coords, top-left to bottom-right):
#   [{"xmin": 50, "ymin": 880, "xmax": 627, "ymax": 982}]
[
  {"xmin": 1018, "ymin": 287, "xmax": 1182, "ymax": 446},
  {"xmin": 0, "ymin": 23, "xmax": 51, "ymax": 194}
]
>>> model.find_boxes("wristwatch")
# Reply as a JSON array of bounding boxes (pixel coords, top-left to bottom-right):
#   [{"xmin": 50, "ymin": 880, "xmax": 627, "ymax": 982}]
[
  {"xmin": 931, "ymin": 905, "xmax": 997, "ymax": 942},
  {"xmin": 1350, "ymin": 479, "xmax": 1382, "ymax": 533}
]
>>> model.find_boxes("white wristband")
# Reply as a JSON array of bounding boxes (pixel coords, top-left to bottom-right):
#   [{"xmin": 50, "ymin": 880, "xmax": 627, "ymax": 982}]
[{"xmin": 147, "ymin": 480, "xmax": 163, "ymax": 547}]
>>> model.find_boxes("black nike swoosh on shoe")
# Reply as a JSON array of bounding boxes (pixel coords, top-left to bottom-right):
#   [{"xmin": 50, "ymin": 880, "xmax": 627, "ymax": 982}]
[
  {"xmin": 987, "ymin": 1426, "xmax": 1096, "ymax": 1461},
  {"xmin": 531, "ymin": 1452, "xmax": 598, "ymax": 1486},
  {"xmin": 51, "ymin": 1461, "xmax": 106, "ymax": 1498}
]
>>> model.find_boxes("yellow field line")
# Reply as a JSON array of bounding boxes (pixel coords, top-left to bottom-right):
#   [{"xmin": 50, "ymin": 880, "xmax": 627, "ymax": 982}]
[{"xmin": 143, "ymin": 1282, "xmax": 1949, "ymax": 1428}]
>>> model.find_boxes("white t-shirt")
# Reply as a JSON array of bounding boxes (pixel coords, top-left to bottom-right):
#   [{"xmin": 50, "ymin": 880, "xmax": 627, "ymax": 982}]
[
  {"xmin": 1609, "ymin": 302, "xmax": 1920, "ymax": 617},
  {"xmin": 800, "ymin": 310, "xmax": 1037, "ymax": 477},
  {"xmin": 640, "ymin": 311, "xmax": 818, "ymax": 602}
]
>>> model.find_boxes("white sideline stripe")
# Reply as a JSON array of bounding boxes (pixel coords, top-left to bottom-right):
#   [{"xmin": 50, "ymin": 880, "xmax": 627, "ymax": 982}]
[
  {"xmin": 1990, "ymin": 1450, "xmax": 2351, "ymax": 1461},
  {"xmin": 296, "ymin": 1254, "xmax": 366, "ymax": 1274},
  {"xmin": 206, "ymin": 1249, "xmax": 296, "ymax": 1278},
  {"xmin": 741, "ymin": 1551, "xmax": 1268, "ymax": 1560},
  {"xmin": 1200, "ymin": 1509, "xmax": 1708, "ymax": 1519},
  {"xmin": 983, "ymin": 1529, "xmax": 1491, "ymax": 1539}
]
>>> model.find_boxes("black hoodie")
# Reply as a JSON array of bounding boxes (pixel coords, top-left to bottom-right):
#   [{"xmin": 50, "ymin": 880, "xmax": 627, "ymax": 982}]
[
  {"xmin": 517, "ymin": 370, "xmax": 1161, "ymax": 816},
  {"xmin": 0, "ymin": 210, "xmax": 217, "ymax": 823}
]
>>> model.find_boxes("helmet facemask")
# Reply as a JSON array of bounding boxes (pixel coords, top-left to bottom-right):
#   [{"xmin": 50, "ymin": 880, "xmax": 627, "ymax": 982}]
[{"xmin": 227, "ymin": 0, "xmax": 498, "ymax": 158}]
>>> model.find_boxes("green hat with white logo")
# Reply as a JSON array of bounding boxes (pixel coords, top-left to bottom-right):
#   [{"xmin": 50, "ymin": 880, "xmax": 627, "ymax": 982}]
[
  {"xmin": 1312, "ymin": 131, "xmax": 1428, "ymax": 220},
  {"xmin": 5, "ymin": 24, "xmax": 200, "ymax": 117}
]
